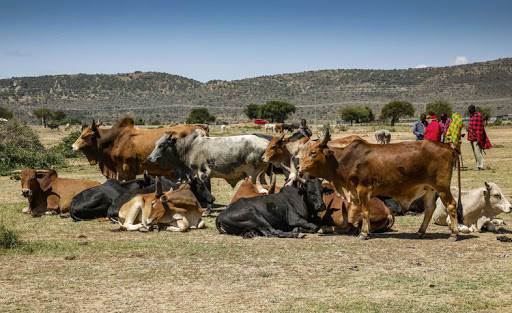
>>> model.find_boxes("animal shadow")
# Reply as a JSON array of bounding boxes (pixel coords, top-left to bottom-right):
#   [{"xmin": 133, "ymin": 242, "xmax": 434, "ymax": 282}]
[{"xmin": 371, "ymin": 232, "xmax": 478, "ymax": 241}]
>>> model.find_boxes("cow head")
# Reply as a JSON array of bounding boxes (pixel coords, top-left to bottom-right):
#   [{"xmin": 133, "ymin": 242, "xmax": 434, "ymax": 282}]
[
  {"xmin": 20, "ymin": 169, "xmax": 48, "ymax": 198},
  {"xmin": 147, "ymin": 133, "xmax": 177, "ymax": 168},
  {"xmin": 298, "ymin": 128, "xmax": 333, "ymax": 178},
  {"xmin": 484, "ymin": 182, "xmax": 511, "ymax": 214},
  {"xmin": 72, "ymin": 120, "xmax": 101, "ymax": 165},
  {"xmin": 297, "ymin": 175, "xmax": 326, "ymax": 215},
  {"xmin": 262, "ymin": 134, "xmax": 287, "ymax": 163},
  {"xmin": 189, "ymin": 176, "xmax": 215, "ymax": 208}
]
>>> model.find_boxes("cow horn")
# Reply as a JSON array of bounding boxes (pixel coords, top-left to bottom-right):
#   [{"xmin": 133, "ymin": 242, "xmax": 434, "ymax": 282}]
[
  {"xmin": 484, "ymin": 181, "xmax": 491, "ymax": 190},
  {"xmin": 269, "ymin": 171, "xmax": 277, "ymax": 194},
  {"xmin": 320, "ymin": 127, "xmax": 331, "ymax": 147},
  {"xmin": 155, "ymin": 176, "xmax": 163, "ymax": 196},
  {"xmin": 278, "ymin": 133, "xmax": 285, "ymax": 142},
  {"xmin": 255, "ymin": 172, "xmax": 266, "ymax": 194}
]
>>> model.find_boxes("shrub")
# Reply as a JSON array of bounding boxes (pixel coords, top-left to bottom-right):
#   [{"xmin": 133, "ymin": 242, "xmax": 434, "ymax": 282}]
[
  {"xmin": 0, "ymin": 120, "xmax": 66, "ymax": 175},
  {"xmin": 50, "ymin": 131, "xmax": 81, "ymax": 158},
  {"xmin": 186, "ymin": 108, "xmax": 216, "ymax": 124},
  {"xmin": 0, "ymin": 222, "xmax": 22, "ymax": 249}
]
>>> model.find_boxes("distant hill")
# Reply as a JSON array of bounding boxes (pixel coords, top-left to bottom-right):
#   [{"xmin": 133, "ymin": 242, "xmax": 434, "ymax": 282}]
[{"xmin": 1, "ymin": 58, "xmax": 512, "ymax": 123}]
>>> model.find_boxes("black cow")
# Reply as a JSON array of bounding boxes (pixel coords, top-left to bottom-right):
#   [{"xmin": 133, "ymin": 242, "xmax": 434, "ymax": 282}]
[
  {"xmin": 71, "ymin": 176, "xmax": 214, "ymax": 221},
  {"xmin": 215, "ymin": 177, "xmax": 325, "ymax": 238},
  {"xmin": 107, "ymin": 176, "xmax": 215, "ymax": 220}
]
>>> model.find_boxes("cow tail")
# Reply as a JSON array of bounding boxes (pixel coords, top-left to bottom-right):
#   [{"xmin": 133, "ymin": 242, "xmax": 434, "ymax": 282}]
[{"xmin": 456, "ymin": 152, "xmax": 464, "ymax": 224}]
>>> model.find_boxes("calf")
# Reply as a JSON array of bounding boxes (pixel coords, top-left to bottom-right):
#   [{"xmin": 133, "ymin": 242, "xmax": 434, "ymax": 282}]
[
  {"xmin": 318, "ymin": 183, "xmax": 395, "ymax": 234},
  {"xmin": 20, "ymin": 169, "xmax": 100, "ymax": 217},
  {"xmin": 374, "ymin": 129, "xmax": 391, "ymax": 144},
  {"xmin": 433, "ymin": 182, "xmax": 511, "ymax": 232},
  {"xmin": 215, "ymin": 176, "xmax": 324, "ymax": 238},
  {"xmin": 118, "ymin": 178, "xmax": 204, "ymax": 232}
]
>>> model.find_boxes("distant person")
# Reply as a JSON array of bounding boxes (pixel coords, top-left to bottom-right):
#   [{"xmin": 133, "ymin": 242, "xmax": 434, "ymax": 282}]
[
  {"xmin": 298, "ymin": 119, "xmax": 312, "ymax": 137},
  {"xmin": 412, "ymin": 114, "xmax": 428, "ymax": 140},
  {"xmin": 445, "ymin": 112, "xmax": 464, "ymax": 148},
  {"xmin": 467, "ymin": 105, "xmax": 492, "ymax": 170},
  {"xmin": 424, "ymin": 113, "xmax": 442, "ymax": 142},
  {"xmin": 439, "ymin": 113, "xmax": 452, "ymax": 142}
]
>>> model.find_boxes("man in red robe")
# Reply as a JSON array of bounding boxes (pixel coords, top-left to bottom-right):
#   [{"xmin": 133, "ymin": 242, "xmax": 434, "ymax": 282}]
[{"xmin": 467, "ymin": 105, "xmax": 492, "ymax": 170}]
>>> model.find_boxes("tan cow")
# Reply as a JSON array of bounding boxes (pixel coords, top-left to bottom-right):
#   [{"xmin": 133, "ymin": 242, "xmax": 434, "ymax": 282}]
[
  {"xmin": 72, "ymin": 117, "xmax": 205, "ymax": 180},
  {"xmin": 299, "ymin": 129, "xmax": 461, "ymax": 240},
  {"xmin": 20, "ymin": 169, "xmax": 100, "ymax": 217},
  {"xmin": 118, "ymin": 178, "xmax": 204, "ymax": 232},
  {"xmin": 319, "ymin": 183, "xmax": 394, "ymax": 234},
  {"xmin": 229, "ymin": 171, "xmax": 279, "ymax": 204}
]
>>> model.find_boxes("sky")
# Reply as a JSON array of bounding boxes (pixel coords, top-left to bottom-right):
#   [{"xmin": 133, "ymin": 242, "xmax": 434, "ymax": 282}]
[{"xmin": 0, "ymin": 0, "xmax": 511, "ymax": 82}]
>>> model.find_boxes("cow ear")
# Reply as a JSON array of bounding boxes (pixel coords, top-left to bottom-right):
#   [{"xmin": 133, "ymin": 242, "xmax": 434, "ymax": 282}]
[
  {"xmin": 143, "ymin": 170, "xmax": 150, "ymax": 185},
  {"xmin": 155, "ymin": 176, "xmax": 163, "ymax": 197},
  {"xmin": 38, "ymin": 170, "xmax": 58, "ymax": 192},
  {"xmin": 484, "ymin": 181, "xmax": 491, "ymax": 190},
  {"xmin": 319, "ymin": 127, "xmax": 330, "ymax": 148}
]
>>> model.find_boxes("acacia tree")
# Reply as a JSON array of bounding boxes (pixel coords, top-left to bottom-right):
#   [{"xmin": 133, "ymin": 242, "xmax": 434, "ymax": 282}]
[
  {"xmin": 339, "ymin": 106, "xmax": 374, "ymax": 125},
  {"xmin": 244, "ymin": 103, "xmax": 261, "ymax": 119},
  {"xmin": 426, "ymin": 100, "xmax": 453, "ymax": 116},
  {"xmin": 186, "ymin": 108, "xmax": 216, "ymax": 124},
  {"xmin": 260, "ymin": 101, "xmax": 296, "ymax": 123},
  {"xmin": 33, "ymin": 108, "xmax": 53, "ymax": 127},
  {"xmin": 380, "ymin": 100, "xmax": 415, "ymax": 126}
]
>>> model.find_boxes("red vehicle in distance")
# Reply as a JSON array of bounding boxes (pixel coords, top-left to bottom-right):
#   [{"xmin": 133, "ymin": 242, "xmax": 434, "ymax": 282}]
[{"xmin": 253, "ymin": 119, "xmax": 269, "ymax": 125}]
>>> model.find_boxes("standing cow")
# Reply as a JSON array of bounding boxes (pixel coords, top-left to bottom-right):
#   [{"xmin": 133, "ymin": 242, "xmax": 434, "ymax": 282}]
[
  {"xmin": 72, "ymin": 117, "xmax": 204, "ymax": 180},
  {"xmin": 433, "ymin": 182, "xmax": 511, "ymax": 232},
  {"xmin": 298, "ymin": 128, "xmax": 462, "ymax": 240},
  {"xmin": 147, "ymin": 129, "xmax": 271, "ymax": 187},
  {"xmin": 374, "ymin": 129, "xmax": 391, "ymax": 144}
]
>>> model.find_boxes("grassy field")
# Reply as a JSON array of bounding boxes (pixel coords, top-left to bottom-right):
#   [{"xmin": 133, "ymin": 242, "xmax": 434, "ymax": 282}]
[{"xmin": 1, "ymin": 125, "xmax": 512, "ymax": 313}]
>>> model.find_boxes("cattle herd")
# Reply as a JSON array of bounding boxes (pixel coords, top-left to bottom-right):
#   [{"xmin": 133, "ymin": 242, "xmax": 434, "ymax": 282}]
[{"xmin": 18, "ymin": 117, "xmax": 512, "ymax": 240}]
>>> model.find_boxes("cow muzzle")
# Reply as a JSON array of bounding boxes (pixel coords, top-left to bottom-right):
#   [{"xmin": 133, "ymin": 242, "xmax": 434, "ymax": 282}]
[{"xmin": 21, "ymin": 189, "xmax": 32, "ymax": 197}]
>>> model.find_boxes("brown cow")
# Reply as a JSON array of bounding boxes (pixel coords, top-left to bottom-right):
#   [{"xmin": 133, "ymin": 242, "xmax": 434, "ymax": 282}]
[
  {"xmin": 299, "ymin": 129, "xmax": 461, "ymax": 240},
  {"xmin": 118, "ymin": 178, "xmax": 204, "ymax": 232},
  {"xmin": 20, "ymin": 169, "xmax": 100, "ymax": 217},
  {"xmin": 229, "ymin": 171, "xmax": 279, "ymax": 204},
  {"xmin": 72, "ymin": 117, "xmax": 204, "ymax": 180},
  {"xmin": 319, "ymin": 183, "xmax": 394, "ymax": 234}
]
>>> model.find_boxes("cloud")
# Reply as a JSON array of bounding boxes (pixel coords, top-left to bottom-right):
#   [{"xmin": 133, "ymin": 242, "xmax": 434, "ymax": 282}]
[
  {"xmin": 454, "ymin": 56, "xmax": 468, "ymax": 65},
  {"xmin": 2, "ymin": 50, "xmax": 32, "ymax": 57},
  {"xmin": 414, "ymin": 64, "xmax": 429, "ymax": 68}
]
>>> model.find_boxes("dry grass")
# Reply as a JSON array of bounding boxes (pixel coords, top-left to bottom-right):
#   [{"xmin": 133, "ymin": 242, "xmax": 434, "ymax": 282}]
[{"xmin": 1, "ymin": 126, "xmax": 511, "ymax": 313}]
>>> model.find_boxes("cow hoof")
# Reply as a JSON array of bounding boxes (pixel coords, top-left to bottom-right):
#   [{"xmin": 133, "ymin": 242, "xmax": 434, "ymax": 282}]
[
  {"xmin": 357, "ymin": 233, "xmax": 369, "ymax": 240},
  {"xmin": 138, "ymin": 227, "xmax": 149, "ymax": 233},
  {"xmin": 417, "ymin": 232, "xmax": 426, "ymax": 239},
  {"xmin": 297, "ymin": 233, "xmax": 307, "ymax": 239}
]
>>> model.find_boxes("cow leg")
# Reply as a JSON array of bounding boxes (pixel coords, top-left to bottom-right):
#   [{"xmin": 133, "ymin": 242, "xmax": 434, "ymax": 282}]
[
  {"xmin": 260, "ymin": 228, "xmax": 300, "ymax": 238},
  {"xmin": 292, "ymin": 219, "xmax": 319, "ymax": 233},
  {"xmin": 417, "ymin": 190, "xmax": 437, "ymax": 237},
  {"xmin": 438, "ymin": 189, "xmax": 460, "ymax": 240},
  {"xmin": 476, "ymin": 216, "xmax": 492, "ymax": 232},
  {"xmin": 356, "ymin": 186, "xmax": 371, "ymax": 240}
]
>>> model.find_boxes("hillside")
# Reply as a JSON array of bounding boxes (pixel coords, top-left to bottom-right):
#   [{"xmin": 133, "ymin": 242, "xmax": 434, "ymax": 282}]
[{"xmin": 1, "ymin": 58, "xmax": 512, "ymax": 123}]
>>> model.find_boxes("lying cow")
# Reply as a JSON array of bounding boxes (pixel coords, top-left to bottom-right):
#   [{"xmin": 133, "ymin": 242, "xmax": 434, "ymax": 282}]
[
  {"xmin": 374, "ymin": 129, "xmax": 391, "ymax": 144},
  {"xmin": 229, "ymin": 171, "xmax": 278, "ymax": 204},
  {"xmin": 319, "ymin": 183, "xmax": 394, "ymax": 234},
  {"xmin": 108, "ymin": 175, "xmax": 214, "ymax": 219},
  {"xmin": 215, "ymin": 176, "xmax": 324, "ymax": 238},
  {"xmin": 118, "ymin": 178, "xmax": 204, "ymax": 232},
  {"xmin": 69, "ymin": 174, "xmax": 178, "ymax": 221},
  {"xmin": 148, "ymin": 129, "xmax": 271, "ymax": 187},
  {"xmin": 20, "ymin": 169, "xmax": 100, "ymax": 217},
  {"xmin": 433, "ymin": 182, "xmax": 511, "ymax": 232}
]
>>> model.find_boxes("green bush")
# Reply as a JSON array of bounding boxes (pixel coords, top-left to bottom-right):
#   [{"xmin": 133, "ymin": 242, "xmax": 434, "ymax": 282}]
[
  {"xmin": 0, "ymin": 222, "xmax": 22, "ymax": 249},
  {"xmin": 50, "ymin": 131, "xmax": 81, "ymax": 158},
  {"xmin": 0, "ymin": 119, "xmax": 66, "ymax": 175}
]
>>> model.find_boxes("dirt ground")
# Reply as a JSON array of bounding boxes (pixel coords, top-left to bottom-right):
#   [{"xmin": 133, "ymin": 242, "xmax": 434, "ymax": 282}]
[{"xmin": 1, "ymin": 125, "xmax": 511, "ymax": 313}]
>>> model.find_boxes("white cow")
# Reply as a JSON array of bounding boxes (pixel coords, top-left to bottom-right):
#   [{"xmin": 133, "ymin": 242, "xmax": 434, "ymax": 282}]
[
  {"xmin": 265, "ymin": 123, "xmax": 275, "ymax": 133},
  {"xmin": 433, "ymin": 182, "xmax": 511, "ymax": 233}
]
